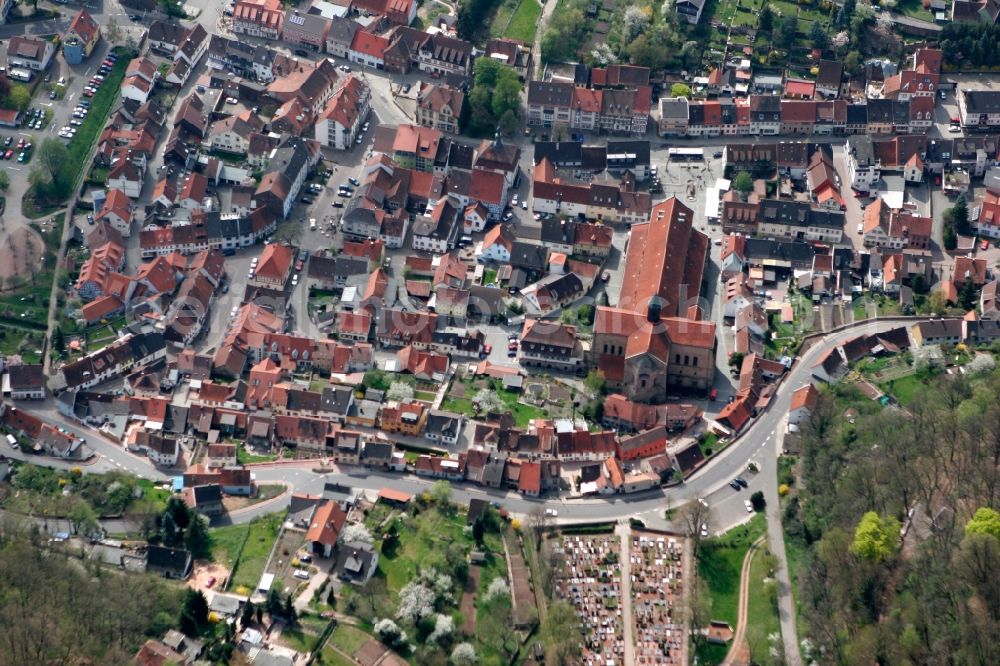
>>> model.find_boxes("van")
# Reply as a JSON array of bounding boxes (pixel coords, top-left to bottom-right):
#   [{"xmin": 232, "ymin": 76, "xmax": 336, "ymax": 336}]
[
  {"xmin": 6, "ymin": 434, "xmax": 18, "ymax": 449},
  {"xmin": 856, "ymin": 223, "xmax": 864, "ymax": 234}
]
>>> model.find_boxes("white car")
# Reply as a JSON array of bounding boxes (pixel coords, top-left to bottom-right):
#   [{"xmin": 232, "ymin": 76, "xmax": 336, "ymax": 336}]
[
  {"xmin": 544, "ymin": 508, "xmax": 558, "ymax": 517},
  {"xmin": 226, "ymin": 97, "xmax": 238, "ymax": 105},
  {"xmin": 293, "ymin": 569, "xmax": 310, "ymax": 580},
  {"xmin": 744, "ymin": 500, "xmax": 754, "ymax": 513},
  {"xmin": 700, "ymin": 523, "xmax": 709, "ymax": 538}
]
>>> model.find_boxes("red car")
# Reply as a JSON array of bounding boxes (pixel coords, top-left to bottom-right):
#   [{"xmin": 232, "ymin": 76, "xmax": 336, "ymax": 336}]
[
  {"xmin": 483, "ymin": 344, "xmax": 492, "ymax": 355},
  {"xmin": 295, "ymin": 259, "xmax": 304, "ymax": 271},
  {"xmin": 4, "ymin": 150, "xmax": 12, "ymax": 160},
  {"xmin": 982, "ymin": 240, "xmax": 990, "ymax": 251},
  {"xmin": 206, "ymin": 576, "xmax": 216, "ymax": 588}
]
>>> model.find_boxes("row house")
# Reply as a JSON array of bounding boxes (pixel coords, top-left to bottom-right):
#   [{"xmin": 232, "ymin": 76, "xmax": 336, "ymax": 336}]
[
  {"xmin": 526, "ymin": 81, "xmax": 651, "ymax": 135},
  {"xmin": 757, "ymin": 199, "xmax": 845, "ymax": 244},
  {"xmin": 63, "ymin": 9, "xmax": 100, "ymax": 65},
  {"xmin": 206, "ymin": 35, "xmax": 287, "ymax": 83},
  {"xmin": 416, "ymin": 32, "xmax": 474, "ymax": 77},
  {"xmin": 862, "ymin": 198, "xmax": 933, "ymax": 250},
  {"xmin": 283, "ymin": 10, "xmax": 331, "ymax": 51},
  {"xmin": 531, "ymin": 157, "xmax": 651, "ymax": 225},
  {"xmin": 517, "ymin": 319, "xmax": 583, "ymax": 371},
  {"xmin": 232, "ymin": 0, "xmax": 283, "ymax": 40},
  {"xmin": 415, "ymin": 82, "xmax": 464, "ymax": 134},
  {"xmin": 53, "ymin": 330, "xmax": 166, "ymax": 392}
]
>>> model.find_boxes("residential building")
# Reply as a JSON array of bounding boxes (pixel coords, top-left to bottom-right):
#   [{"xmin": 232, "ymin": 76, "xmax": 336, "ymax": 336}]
[
  {"xmin": 232, "ymin": 0, "xmax": 284, "ymax": 40},
  {"xmin": 518, "ymin": 319, "xmax": 582, "ymax": 370},
  {"xmin": 63, "ymin": 9, "xmax": 100, "ymax": 64},
  {"xmin": 6, "ymin": 36, "xmax": 54, "ymax": 72},
  {"xmin": 675, "ymin": 0, "xmax": 705, "ymax": 23},
  {"xmin": 283, "ymin": 10, "xmax": 331, "ymax": 51},
  {"xmin": 415, "ymin": 82, "xmax": 464, "ymax": 134},
  {"xmin": 7, "ymin": 364, "xmax": 45, "ymax": 400},
  {"xmin": 315, "ymin": 75, "xmax": 371, "ymax": 150}
]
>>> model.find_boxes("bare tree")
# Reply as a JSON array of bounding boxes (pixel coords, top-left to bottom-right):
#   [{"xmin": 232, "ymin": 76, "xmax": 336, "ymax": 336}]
[{"xmin": 677, "ymin": 499, "xmax": 711, "ymax": 551}]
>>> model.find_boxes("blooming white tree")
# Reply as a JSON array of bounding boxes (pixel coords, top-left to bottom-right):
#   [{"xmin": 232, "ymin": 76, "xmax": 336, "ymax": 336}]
[
  {"xmin": 374, "ymin": 618, "xmax": 407, "ymax": 648},
  {"xmin": 386, "ymin": 381, "xmax": 414, "ymax": 402},
  {"xmin": 590, "ymin": 43, "xmax": 617, "ymax": 66},
  {"xmin": 473, "ymin": 389, "xmax": 504, "ymax": 413},
  {"xmin": 451, "ymin": 642, "xmax": 477, "ymax": 665},
  {"xmin": 622, "ymin": 6, "xmax": 650, "ymax": 40},
  {"xmin": 340, "ymin": 522, "xmax": 374, "ymax": 547},
  {"xmin": 396, "ymin": 582, "xmax": 437, "ymax": 624},
  {"xmin": 483, "ymin": 577, "xmax": 509, "ymax": 602},
  {"xmin": 427, "ymin": 614, "xmax": 455, "ymax": 644},
  {"xmin": 419, "ymin": 567, "xmax": 454, "ymax": 603}
]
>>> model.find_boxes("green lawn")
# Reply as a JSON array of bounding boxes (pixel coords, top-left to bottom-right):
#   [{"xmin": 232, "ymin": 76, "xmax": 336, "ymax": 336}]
[
  {"xmin": 414, "ymin": 390, "xmax": 437, "ymax": 401},
  {"xmin": 783, "ymin": 528, "xmax": 807, "ymax": 641},
  {"xmin": 320, "ymin": 647, "xmax": 357, "ymax": 666},
  {"xmin": 880, "ymin": 373, "xmax": 923, "ymax": 405},
  {"xmin": 211, "ymin": 512, "xmax": 285, "ymax": 592},
  {"xmin": 328, "ymin": 624, "xmax": 370, "ymax": 655},
  {"xmin": 698, "ymin": 513, "xmax": 767, "ymax": 627},
  {"xmin": 210, "ymin": 523, "xmax": 250, "ymax": 570},
  {"xmin": 237, "ymin": 446, "xmax": 278, "ymax": 464},
  {"xmin": 503, "ymin": 0, "xmax": 541, "ymax": 42},
  {"xmin": 745, "ymin": 547, "xmax": 782, "ymax": 664}
]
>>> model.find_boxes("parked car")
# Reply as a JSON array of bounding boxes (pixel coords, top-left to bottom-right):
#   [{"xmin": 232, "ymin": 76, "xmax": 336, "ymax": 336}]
[
  {"xmin": 744, "ymin": 500, "xmax": 754, "ymax": 513},
  {"xmin": 544, "ymin": 509, "xmax": 558, "ymax": 517}
]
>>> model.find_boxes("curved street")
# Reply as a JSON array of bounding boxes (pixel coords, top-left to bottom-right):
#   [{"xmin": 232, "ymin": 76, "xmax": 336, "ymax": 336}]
[{"xmin": 7, "ymin": 316, "xmax": 923, "ymax": 665}]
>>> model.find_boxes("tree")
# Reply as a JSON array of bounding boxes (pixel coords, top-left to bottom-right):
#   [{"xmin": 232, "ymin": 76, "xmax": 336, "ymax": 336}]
[
  {"xmin": 670, "ymin": 83, "xmax": 692, "ymax": 99},
  {"xmin": 622, "ymin": 5, "xmax": 651, "ymax": 40},
  {"xmin": 185, "ymin": 515, "xmax": 211, "ymax": 559},
  {"xmin": 374, "ymin": 618, "xmax": 407, "ymax": 648},
  {"xmin": 0, "ymin": 170, "xmax": 9, "ymax": 191},
  {"xmin": 105, "ymin": 16, "xmax": 122, "ymax": 44},
  {"xmin": 850, "ymin": 511, "xmax": 899, "ymax": 562},
  {"xmin": 428, "ymin": 613, "xmax": 455, "ymax": 645},
  {"xmin": 6, "ymin": 85, "xmax": 31, "ymax": 112},
  {"xmin": 677, "ymin": 499, "xmax": 711, "ymax": 550},
  {"xmin": 53, "ymin": 326, "xmax": 65, "ymax": 353},
  {"xmin": 240, "ymin": 600, "xmax": 256, "ymax": 628},
  {"xmin": 952, "ymin": 195, "xmax": 970, "ymax": 234},
  {"xmin": 498, "ymin": 109, "xmax": 518, "ymax": 136},
  {"xmin": 809, "ymin": 20, "xmax": 829, "ymax": 49},
  {"xmin": 472, "ymin": 517, "xmax": 485, "ymax": 547},
  {"xmin": 584, "ymin": 369, "xmax": 606, "ymax": 396},
  {"xmin": 179, "ymin": 589, "xmax": 209, "ymax": 635},
  {"xmin": 777, "ymin": 16, "xmax": 798, "ymax": 48},
  {"xmin": 910, "ymin": 273, "xmax": 929, "ymax": 295},
  {"xmin": 844, "ymin": 50, "xmax": 862, "ymax": 76},
  {"xmin": 729, "ymin": 351, "xmax": 745, "ymax": 368},
  {"xmin": 386, "ymin": 382, "xmax": 414, "ymax": 402},
  {"xmin": 542, "ymin": 599, "xmax": 582, "ymax": 664},
  {"xmin": 341, "ymin": 522, "xmax": 375, "ymax": 546},
  {"xmin": 965, "ymin": 507, "xmax": 1000, "ymax": 541},
  {"xmin": 749, "ymin": 490, "xmax": 766, "ymax": 511},
  {"xmin": 928, "ymin": 289, "xmax": 948, "ymax": 314},
  {"xmin": 396, "ymin": 581, "xmax": 436, "ymax": 624},
  {"xmin": 429, "ymin": 480, "xmax": 452, "ymax": 509},
  {"xmin": 36, "ymin": 139, "xmax": 69, "ymax": 185},
  {"xmin": 733, "ymin": 171, "xmax": 754, "ymax": 194},
  {"xmin": 959, "ymin": 277, "xmax": 977, "ymax": 310},
  {"xmin": 451, "ymin": 642, "xmax": 477, "ymax": 665},
  {"xmin": 492, "ymin": 77, "xmax": 521, "ymax": 119},
  {"xmin": 687, "ymin": 578, "xmax": 713, "ymax": 650},
  {"xmin": 758, "ymin": 5, "xmax": 774, "ymax": 32},
  {"xmin": 69, "ymin": 501, "xmax": 99, "ymax": 537},
  {"xmin": 943, "ymin": 222, "xmax": 958, "ymax": 250},
  {"xmin": 590, "ymin": 43, "xmax": 617, "ymax": 66}
]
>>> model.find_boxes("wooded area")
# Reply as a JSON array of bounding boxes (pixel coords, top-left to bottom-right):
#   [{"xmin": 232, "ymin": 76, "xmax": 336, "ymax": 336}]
[
  {"xmin": 0, "ymin": 519, "xmax": 184, "ymax": 665},
  {"xmin": 785, "ymin": 368, "xmax": 1000, "ymax": 664}
]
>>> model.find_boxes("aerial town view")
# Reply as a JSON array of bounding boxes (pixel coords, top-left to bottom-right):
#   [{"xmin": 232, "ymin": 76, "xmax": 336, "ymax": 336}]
[{"xmin": 1, "ymin": 0, "xmax": 1000, "ymax": 662}]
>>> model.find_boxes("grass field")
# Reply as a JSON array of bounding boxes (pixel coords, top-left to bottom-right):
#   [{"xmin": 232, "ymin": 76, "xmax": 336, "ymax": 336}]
[
  {"xmin": 442, "ymin": 387, "xmax": 545, "ymax": 427},
  {"xmin": 745, "ymin": 547, "xmax": 782, "ymax": 664},
  {"xmin": 237, "ymin": 446, "xmax": 278, "ymax": 464},
  {"xmin": 880, "ymin": 373, "xmax": 923, "ymax": 405},
  {"xmin": 502, "ymin": 0, "xmax": 541, "ymax": 42},
  {"xmin": 695, "ymin": 513, "xmax": 767, "ymax": 664},
  {"xmin": 320, "ymin": 647, "xmax": 357, "ymax": 666},
  {"xmin": 328, "ymin": 624, "xmax": 370, "ymax": 655},
  {"xmin": 211, "ymin": 512, "xmax": 284, "ymax": 591}
]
